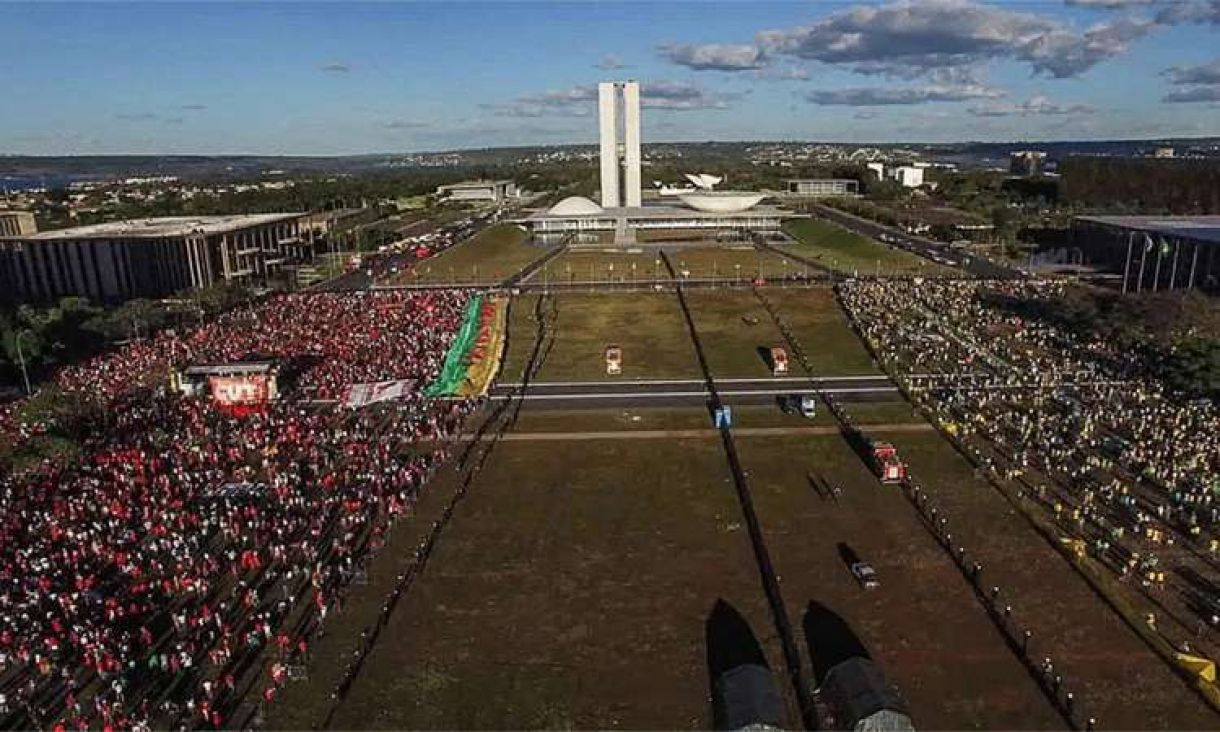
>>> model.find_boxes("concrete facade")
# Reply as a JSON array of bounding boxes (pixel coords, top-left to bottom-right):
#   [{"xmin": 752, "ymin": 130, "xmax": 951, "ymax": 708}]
[
  {"xmin": 784, "ymin": 179, "xmax": 860, "ymax": 197},
  {"xmin": 598, "ymin": 82, "xmax": 620, "ymax": 209},
  {"xmin": 622, "ymin": 81, "xmax": 642, "ymax": 208},
  {"xmin": 434, "ymin": 180, "xmax": 518, "ymax": 203},
  {"xmin": 1072, "ymin": 215, "xmax": 1220, "ymax": 293},
  {"xmin": 0, "ymin": 210, "xmax": 37, "ymax": 237},
  {"xmin": 0, "ymin": 214, "xmax": 305, "ymax": 303},
  {"xmin": 889, "ymin": 166, "xmax": 925, "ymax": 188},
  {"xmin": 598, "ymin": 80, "xmax": 642, "ymax": 208},
  {"xmin": 524, "ymin": 201, "xmax": 784, "ymax": 246}
]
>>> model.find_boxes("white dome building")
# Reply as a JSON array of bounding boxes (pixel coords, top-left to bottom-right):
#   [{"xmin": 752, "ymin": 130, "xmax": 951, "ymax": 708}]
[{"xmin": 546, "ymin": 196, "xmax": 604, "ymax": 216}]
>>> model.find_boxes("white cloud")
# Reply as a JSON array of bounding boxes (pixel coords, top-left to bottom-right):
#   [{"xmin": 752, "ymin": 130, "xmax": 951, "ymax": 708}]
[
  {"xmin": 1020, "ymin": 17, "xmax": 1156, "ymax": 78},
  {"xmin": 756, "ymin": 0, "xmax": 1155, "ymax": 78},
  {"xmin": 807, "ymin": 82, "xmax": 1003, "ymax": 105},
  {"xmin": 1065, "ymin": 0, "xmax": 1155, "ymax": 8},
  {"xmin": 967, "ymin": 95, "xmax": 1096, "ymax": 116},
  {"xmin": 488, "ymin": 81, "xmax": 739, "ymax": 118},
  {"xmin": 1164, "ymin": 86, "xmax": 1220, "ymax": 102},
  {"xmin": 1162, "ymin": 58, "xmax": 1220, "ymax": 85},
  {"xmin": 659, "ymin": 43, "xmax": 767, "ymax": 71},
  {"xmin": 595, "ymin": 54, "xmax": 627, "ymax": 70},
  {"xmin": 1160, "ymin": 58, "xmax": 1220, "ymax": 102},
  {"xmin": 1156, "ymin": 0, "xmax": 1220, "ymax": 24},
  {"xmin": 384, "ymin": 120, "xmax": 430, "ymax": 130},
  {"xmin": 757, "ymin": 66, "xmax": 812, "ymax": 81},
  {"xmin": 645, "ymin": 81, "xmax": 743, "ymax": 110}
]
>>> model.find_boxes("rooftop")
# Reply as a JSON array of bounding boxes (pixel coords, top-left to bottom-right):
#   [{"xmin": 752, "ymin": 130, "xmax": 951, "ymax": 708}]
[
  {"xmin": 1075, "ymin": 215, "xmax": 1220, "ymax": 245},
  {"xmin": 9, "ymin": 213, "xmax": 303, "ymax": 241},
  {"xmin": 437, "ymin": 179, "xmax": 513, "ymax": 189},
  {"xmin": 524, "ymin": 202, "xmax": 786, "ymax": 222}
]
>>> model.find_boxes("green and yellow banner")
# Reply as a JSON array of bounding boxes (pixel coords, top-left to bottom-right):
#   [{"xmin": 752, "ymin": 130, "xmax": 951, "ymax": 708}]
[{"xmin": 425, "ymin": 295, "xmax": 507, "ymax": 398}]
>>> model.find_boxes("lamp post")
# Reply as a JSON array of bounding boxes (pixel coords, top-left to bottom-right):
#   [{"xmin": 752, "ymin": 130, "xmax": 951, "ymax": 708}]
[{"xmin": 14, "ymin": 329, "xmax": 33, "ymax": 395}]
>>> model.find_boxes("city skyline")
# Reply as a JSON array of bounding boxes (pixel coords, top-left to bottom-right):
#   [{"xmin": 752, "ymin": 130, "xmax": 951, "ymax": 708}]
[{"xmin": 2, "ymin": 0, "xmax": 1219, "ymax": 155}]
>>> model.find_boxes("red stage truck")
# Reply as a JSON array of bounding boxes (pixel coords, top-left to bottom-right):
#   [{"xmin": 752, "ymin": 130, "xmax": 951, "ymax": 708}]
[
  {"xmin": 869, "ymin": 440, "xmax": 907, "ymax": 484},
  {"xmin": 770, "ymin": 347, "xmax": 789, "ymax": 376}
]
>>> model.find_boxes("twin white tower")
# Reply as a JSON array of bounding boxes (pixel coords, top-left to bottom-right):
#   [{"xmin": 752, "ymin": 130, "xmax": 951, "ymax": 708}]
[{"xmin": 598, "ymin": 81, "xmax": 642, "ymax": 208}]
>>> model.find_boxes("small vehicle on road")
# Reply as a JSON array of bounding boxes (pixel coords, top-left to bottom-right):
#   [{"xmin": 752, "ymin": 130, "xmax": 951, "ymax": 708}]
[
  {"xmin": 850, "ymin": 561, "xmax": 880, "ymax": 589},
  {"xmin": 799, "ymin": 394, "xmax": 818, "ymax": 419}
]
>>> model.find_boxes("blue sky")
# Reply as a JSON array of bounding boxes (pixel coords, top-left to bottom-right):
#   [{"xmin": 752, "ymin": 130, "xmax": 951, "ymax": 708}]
[{"xmin": 2, "ymin": 1, "xmax": 1218, "ymax": 155}]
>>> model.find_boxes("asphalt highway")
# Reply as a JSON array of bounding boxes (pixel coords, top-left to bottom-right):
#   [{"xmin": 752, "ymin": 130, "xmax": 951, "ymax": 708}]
[
  {"xmin": 489, "ymin": 375, "xmax": 901, "ymax": 409},
  {"xmin": 810, "ymin": 203, "xmax": 1024, "ymax": 280}
]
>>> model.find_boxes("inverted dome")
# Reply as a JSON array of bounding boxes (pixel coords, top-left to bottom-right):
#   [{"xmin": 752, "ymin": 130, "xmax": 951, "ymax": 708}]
[
  {"xmin": 547, "ymin": 196, "xmax": 604, "ymax": 216},
  {"xmin": 678, "ymin": 191, "xmax": 765, "ymax": 213}
]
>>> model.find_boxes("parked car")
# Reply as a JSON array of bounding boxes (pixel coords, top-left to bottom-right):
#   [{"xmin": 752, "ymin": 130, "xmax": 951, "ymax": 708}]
[{"xmin": 850, "ymin": 561, "xmax": 880, "ymax": 589}]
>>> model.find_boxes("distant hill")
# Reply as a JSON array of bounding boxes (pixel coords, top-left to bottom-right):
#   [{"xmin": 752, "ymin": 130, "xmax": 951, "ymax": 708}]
[{"xmin": 2, "ymin": 137, "xmax": 1218, "ymax": 185}]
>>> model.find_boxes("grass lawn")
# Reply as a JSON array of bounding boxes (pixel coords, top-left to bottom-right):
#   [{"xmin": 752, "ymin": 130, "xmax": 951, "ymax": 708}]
[
  {"xmin": 501, "ymin": 288, "xmax": 878, "ymax": 383},
  {"xmin": 504, "ymin": 292, "xmax": 702, "ymax": 382},
  {"xmin": 668, "ymin": 246, "xmax": 796, "ymax": 281},
  {"xmin": 765, "ymin": 288, "xmax": 880, "ymax": 375},
  {"xmin": 320, "ymin": 439, "xmax": 796, "ymax": 729},
  {"xmin": 780, "ymin": 218, "xmax": 947, "ymax": 277},
  {"xmin": 684, "ymin": 289, "xmax": 790, "ymax": 378},
  {"xmin": 734, "ymin": 433, "xmax": 1062, "ymax": 729},
  {"xmin": 401, "ymin": 223, "xmax": 550, "ymax": 285},
  {"xmin": 880, "ymin": 431, "xmax": 1219, "ymax": 728},
  {"xmin": 532, "ymin": 249, "xmax": 671, "ymax": 284}
]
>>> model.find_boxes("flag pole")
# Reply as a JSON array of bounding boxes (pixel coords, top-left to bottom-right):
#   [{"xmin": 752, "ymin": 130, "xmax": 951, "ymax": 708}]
[
  {"xmin": 1188, "ymin": 242, "xmax": 1199, "ymax": 290},
  {"xmin": 1168, "ymin": 238, "xmax": 1180, "ymax": 291},
  {"xmin": 1121, "ymin": 231, "xmax": 1134, "ymax": 294},
  {"xmin": 1137, "ymin": 234, "xmax": 1150, "ymax": 293},
  {"xmin": 1153, "ymin": 238, "xmax": 1165, "ymax": 292}
]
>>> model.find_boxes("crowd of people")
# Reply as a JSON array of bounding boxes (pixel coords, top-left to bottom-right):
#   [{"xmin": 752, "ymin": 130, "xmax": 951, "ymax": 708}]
[
  {"xmin": 840, "ymin": 278, "xmax": 1220, "ymax": 655},
  {"xmin": 0, "ymin": 290, "xmax": 479, "ymax": 730}
]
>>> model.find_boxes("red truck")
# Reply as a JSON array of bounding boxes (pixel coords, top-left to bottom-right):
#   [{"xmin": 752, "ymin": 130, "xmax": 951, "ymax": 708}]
[{"xmin": 869, "ymin": 441, "xmax": 907, "ymax": 484}]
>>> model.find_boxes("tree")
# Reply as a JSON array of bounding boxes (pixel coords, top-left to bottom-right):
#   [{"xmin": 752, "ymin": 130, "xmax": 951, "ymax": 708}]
[{"xmin": 1162, "ymin": 338, "xmax": 1220, "ymax": 400}]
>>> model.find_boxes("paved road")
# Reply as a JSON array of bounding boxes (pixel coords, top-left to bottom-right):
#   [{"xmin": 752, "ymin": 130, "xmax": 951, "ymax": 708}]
[
  {"xmin": 451, "ymin": 423, "xmax": 933, "ymax": 441},
  {"xmin": 810, "ymin": 204, "xmax": 1024, "ymax": 280},
  {"xmin": 489, "ymin": 375, "xmax": 901, "ymax": 408}
]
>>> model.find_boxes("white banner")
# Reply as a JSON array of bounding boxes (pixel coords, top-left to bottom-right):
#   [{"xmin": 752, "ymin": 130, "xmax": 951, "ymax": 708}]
[{"xmin": 343, "ymin": 379, "xmax": 415, "ymax": 408}]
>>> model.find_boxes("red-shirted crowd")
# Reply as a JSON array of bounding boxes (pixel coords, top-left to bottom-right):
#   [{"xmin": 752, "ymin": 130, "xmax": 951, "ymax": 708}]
[{"xmin": 0, "ymin": 290, "xmax": 477, "ymax": 730}]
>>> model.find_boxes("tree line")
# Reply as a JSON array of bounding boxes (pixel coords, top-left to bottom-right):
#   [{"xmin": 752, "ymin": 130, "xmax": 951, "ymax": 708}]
[
  {"xmin": 0, "ymin": 281, "xmax": 251, "ymax": 392},
  {"xmin": 1060, "ymin": 157, "xmax": 1220, "ymax": 214}
]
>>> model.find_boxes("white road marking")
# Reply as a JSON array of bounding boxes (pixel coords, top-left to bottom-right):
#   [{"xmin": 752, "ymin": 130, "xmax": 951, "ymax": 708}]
[
  {"xmin": 498, "ymin": 375, "xmax": 907, "ymax": 388},
  {"xmin": 487, "ymin": 387, "xmax": 899, "ymax": 401}
]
